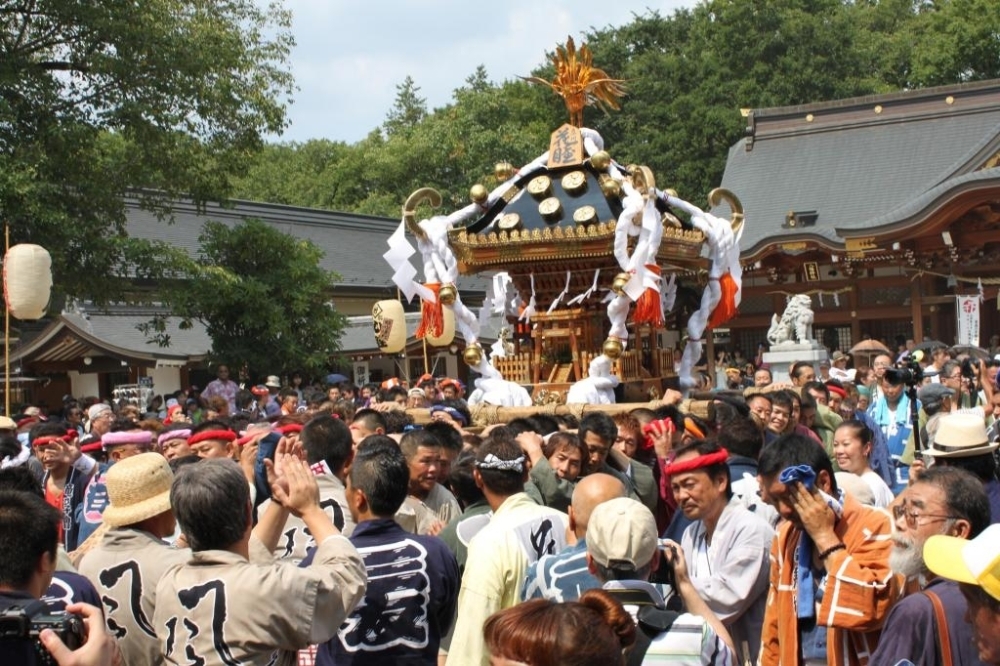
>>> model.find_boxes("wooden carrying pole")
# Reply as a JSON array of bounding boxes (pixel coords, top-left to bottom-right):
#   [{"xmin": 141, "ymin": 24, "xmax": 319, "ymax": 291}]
[{"xmin": 405, "ymin": 399, "xmax": 714, "ymax": 428}]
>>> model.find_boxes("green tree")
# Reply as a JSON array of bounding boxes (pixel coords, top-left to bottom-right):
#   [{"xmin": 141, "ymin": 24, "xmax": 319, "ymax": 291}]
[
  {"xmin": 229, "ymin": 2, "xmax": 995, "ymax": 217},
  {"xmin": 383, "ymin": 75, "xmax": 428, "ymax": 137},
  {"xmin": 229, "ymin": 139, "xmax": 353, "ymax": 208},
  {"xmin": 146, "ymin": 219, "xmax": 346, "ymax": 377},
  {"xmin": 0, "ymin": 0, "xmax": 294, "ymax": 303}
]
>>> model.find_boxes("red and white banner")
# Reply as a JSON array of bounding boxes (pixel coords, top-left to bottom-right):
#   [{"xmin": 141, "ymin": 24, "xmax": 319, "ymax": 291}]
[{"xmin": 956, "ymin": 295, "xmax": 981, "ymax": 347}]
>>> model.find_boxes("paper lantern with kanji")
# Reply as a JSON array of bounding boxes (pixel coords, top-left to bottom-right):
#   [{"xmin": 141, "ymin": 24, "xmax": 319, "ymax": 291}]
[
  {"xmin": 3, "ymin": 244, "xmax": 52, "ymax": 320},
  {"xmin": 426, "ymin": 306, "xmax": 456, "ymax": 347},
  {"xmin": 372, "ymin": 300, "xmax": 406, "ymax": 354}
]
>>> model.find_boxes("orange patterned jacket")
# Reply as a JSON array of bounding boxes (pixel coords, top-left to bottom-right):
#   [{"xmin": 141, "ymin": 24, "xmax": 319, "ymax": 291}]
[{"xmin": 760, "ymin": 493, "xmax": 899, "ymax": 666}]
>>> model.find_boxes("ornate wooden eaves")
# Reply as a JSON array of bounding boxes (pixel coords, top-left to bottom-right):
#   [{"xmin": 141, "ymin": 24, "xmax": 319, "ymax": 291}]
[{"xmin": 448, "ymin": 220, "xmax": 707, "ymax": 274}]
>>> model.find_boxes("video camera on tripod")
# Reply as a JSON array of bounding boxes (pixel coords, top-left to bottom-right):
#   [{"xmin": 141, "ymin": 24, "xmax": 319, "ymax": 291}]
[{"xmin": 884, "ymin": 351, "xmax": 926, "ymax": 387}]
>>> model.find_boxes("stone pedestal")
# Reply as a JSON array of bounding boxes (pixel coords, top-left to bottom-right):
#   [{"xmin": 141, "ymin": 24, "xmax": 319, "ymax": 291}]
[{"xmin": 762, "ymin": 343, "xmax": 829, "ymax": 383}]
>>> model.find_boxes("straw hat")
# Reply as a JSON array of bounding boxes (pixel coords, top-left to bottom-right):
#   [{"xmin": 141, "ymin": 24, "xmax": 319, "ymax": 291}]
[
  {"xmin": 101, "ymin": 452, "xmax": 174, "ymax": 528},
  {"xmin": 924, "ymin": 412, "xmax": 999, "ymax": 458}
]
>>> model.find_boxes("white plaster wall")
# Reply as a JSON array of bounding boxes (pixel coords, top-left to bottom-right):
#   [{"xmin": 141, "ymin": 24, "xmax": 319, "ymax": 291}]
[
  {"xmin": 145, "ymin": 366, "xmax": 182, "ymax": 396},
  {"xmin": 68, "ymin": 371, "xmax": 100, "ymax": 399}
]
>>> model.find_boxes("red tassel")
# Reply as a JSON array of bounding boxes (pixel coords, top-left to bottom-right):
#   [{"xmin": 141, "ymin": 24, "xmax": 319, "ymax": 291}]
[
  {"xmin": 708, "ymin": 272, "xmax": 739, "ymax": 328},
  {"xmin": 415, "ymin": 283, "xmax": 444, "ymax": 339},
  {"xmin": 634, "ymin": 265, "xmax": 664, "ymax": 327}
]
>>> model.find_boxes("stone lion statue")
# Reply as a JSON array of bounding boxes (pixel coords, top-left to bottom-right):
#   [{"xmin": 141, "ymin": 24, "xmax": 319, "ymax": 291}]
[{"xmin": 767, "ymin": 294, "xmax": 815, "ymax": 345}]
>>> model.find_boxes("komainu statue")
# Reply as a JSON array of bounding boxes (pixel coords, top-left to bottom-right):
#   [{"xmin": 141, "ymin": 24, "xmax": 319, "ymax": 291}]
[{"xmin": 767, "ymin": 294, "xmax": 815, "ymax": 346}]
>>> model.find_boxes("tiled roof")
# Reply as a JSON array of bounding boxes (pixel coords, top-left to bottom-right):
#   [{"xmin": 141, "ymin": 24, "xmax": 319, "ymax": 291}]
[
  {"xmin": 712, "ymin": 79, "xmax": 1000, "ymax": 257},
  {"xmin": 124, "ymin": 197, "xmax": 490, "ymax": 293}
]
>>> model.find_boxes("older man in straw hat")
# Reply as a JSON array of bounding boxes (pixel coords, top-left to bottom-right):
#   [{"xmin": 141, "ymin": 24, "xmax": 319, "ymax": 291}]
[
  {"xmin": 922, "ymin": 412, "xmax": 1000, "ymax": 523},
  {"xmin": 924, "ymin": 523, "xmax": 1000, "ymax": 664},
  {"xmin": 78, "ymin": 452, "xmax": 190, "ymax": 665}
]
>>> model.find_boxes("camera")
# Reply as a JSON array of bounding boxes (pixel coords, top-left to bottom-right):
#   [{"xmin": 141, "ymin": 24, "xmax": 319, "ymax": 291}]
[
  {"xmin": 0, "ymin": 604, "xmax": 84, "ymax": 666},
  {"xmin": 885, "ymin": 357, "xmax": 924, "ymax": 386}
]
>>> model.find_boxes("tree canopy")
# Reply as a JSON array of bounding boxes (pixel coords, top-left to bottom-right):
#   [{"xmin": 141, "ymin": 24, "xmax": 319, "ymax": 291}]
[
  {"xmin": 143, "ymin": 219, "xmax": 346, "ymax": 377},
  {"xmin": 0, "ymin": 0, "xmax": 295, "ymax": 303},
  {"xmin": 231, "ymin": 0, "xmax": 1000, "ymax": 215}
]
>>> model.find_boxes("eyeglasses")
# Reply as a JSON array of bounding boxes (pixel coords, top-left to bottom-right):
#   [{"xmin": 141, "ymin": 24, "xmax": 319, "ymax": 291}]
[{"xmin": 892, "ymin": 503, "xmax": 957, "ymax": 527}]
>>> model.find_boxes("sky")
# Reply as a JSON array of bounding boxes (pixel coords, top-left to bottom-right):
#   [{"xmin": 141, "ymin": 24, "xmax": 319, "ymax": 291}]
[{"xmin": 279, "ymin": 0, "xmax": 693, "ymax": 144}]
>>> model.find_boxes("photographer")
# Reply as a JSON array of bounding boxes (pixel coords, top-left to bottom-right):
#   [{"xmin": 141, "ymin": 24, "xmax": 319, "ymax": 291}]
[
  {"xmin": 941, "ymin": 359, "xmax": 979, "ymax": 409},
  {"xmin": 0, "ymin": 490, "xmax": 116, "ymax": 665}
]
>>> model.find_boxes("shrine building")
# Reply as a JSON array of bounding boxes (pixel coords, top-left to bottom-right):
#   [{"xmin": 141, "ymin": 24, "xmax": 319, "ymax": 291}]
[{"xmin": 713, "ymin": 79, "xmax": 1000, "ymax": 354}]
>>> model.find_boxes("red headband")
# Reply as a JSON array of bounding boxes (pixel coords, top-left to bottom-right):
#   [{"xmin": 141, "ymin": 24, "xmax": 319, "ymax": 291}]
[
  {"xmin": 31, "ymin": 435, "xmax": 66, "ymax": 448},
  {"xmin": 683, "ymin": 417, "xmax": 706, "ymax": 440},
  {"xmin": 275, "ymin": 423, "xmax": 303, "ymax": 436},
  {"xmin": 663, "ymin": 449, "xmax": 730, "ymax": 477},
  {"xmin": 827, "ymin": 385, "xmax": 847, "ymax": 399},
  {"xmin": 187, "ymin": 430, "xmax": 237, "ymax": 446}
]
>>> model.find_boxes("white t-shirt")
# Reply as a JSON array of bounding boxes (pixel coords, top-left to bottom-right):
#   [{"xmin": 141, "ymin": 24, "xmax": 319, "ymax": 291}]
[{"xmin": 860, "ymin": 470, "xmax": 895, "ymax": 508}]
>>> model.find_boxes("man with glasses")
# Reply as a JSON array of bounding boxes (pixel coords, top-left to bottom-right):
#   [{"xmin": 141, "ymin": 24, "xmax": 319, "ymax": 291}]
[
  {"xmin": 870, "ymin": 466, "xmax": 990, "ymax": 666},
  {"xmin": 86, "ymin": 403, "xmax": 114, "ymax": 438},
  {"xmin": 940, "ymin": 359, "xmax": 978, "ymax": 410},
  {"xmin": 65, "ymin": 406, "xmax": 85, "ymax": 437}
]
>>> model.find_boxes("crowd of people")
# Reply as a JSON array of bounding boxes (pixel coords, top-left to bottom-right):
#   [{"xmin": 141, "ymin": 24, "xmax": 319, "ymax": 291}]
[{"xmin": 1, "ymin": 343, "xmax": 1000, "ymax": 665}]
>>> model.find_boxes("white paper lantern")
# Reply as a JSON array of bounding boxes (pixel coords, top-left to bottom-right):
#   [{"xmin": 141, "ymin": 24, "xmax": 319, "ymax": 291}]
[
  {"xmin": 426, "ymin": 306, "xmax": 456, "ymax": 347},
  {"xmin": 3, "ymin": 244, "xmax": 52, "ymax": 320},
  {"xmin": 372, "ymin": 300, "xmax": 407, "ymax": 354}
]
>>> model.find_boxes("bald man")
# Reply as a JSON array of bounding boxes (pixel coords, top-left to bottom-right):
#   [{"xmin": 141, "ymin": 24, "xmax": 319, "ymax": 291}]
[{"xmin": 520, "ymin": 473, "xmax": 627, "ymax": 602}]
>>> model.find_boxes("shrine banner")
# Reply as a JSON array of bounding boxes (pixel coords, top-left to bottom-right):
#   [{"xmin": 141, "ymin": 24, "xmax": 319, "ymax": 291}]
[{"xmin": 956, "ymin": 295, "xmax": 981, "ymax": 348}]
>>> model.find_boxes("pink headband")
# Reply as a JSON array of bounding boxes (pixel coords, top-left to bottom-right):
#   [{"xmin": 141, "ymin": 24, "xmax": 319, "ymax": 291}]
[
  {"xmin": 158, "ymin": 429, "xmax": 192, "ymax": 447},
  {"xmin": 101, "ymin": 431, "xmax": 153, "ymax": 448}
]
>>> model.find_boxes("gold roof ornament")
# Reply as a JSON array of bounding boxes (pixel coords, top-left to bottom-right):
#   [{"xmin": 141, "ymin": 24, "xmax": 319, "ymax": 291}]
[
  {"xmin": 523, "ymin": 36, "xmax": 627, "ymax": 128},
  {"xmin": 387, "ymin": 37, "xmax": 746, "ymax": 396}
]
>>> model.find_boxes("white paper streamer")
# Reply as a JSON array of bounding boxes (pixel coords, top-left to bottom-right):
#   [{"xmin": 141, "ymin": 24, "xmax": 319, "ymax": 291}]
[
  {"xmin": 569, "ymin": 269, "xmax": 601, "ymax": 306},
  {"xmin": 818, "ymin": 292, "xmax": 824, "ymax": 308},
  {"xmin": 491, "ymin": 272, "xmax": 511, "ymax": 313},
  {"xmin": 547, "ymin": 271, "xmax": 572, "ymax": 314},
  {"xmin": 490, "ymin": 338, "xmax": 507, "ymax": 359},
  {"xmin": 979, "ymin": 278, "xmax": 985, "ymax": 302},
  {"xmin": 383, "ymin": 219, "xmax": 433, "ymax": 303},
  {"xmin": 834, "ymin": 292, "xmax": 840, "ymax": 307},
  {"xmin": 519, "ymin": 273, "xmax": 537, "ymax": 323},
  {"xmin": 662, "ymin": 274, "xmax": 677, "ymax": 313}
]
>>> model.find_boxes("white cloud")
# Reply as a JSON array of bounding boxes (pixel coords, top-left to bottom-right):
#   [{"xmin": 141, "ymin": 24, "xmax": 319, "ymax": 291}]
[{"xmin": 277, "ymin": 0, "xmax": 691, "ymax": 143}]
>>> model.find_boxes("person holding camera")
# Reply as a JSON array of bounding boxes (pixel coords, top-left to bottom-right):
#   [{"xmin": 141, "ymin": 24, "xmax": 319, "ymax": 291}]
[
  {"xmin": 869, "ymin": 373, "xmax": 917, "ymax": 495},
  {"xmin": 0, "ymin": 489, "xmax": 117, "ymax": 666},
  {"xmin": 941, "ymin": 359, "xmax": 979, "ymax": 409},
  {"xmin": 583, "ymin": 496, "xmax": 735, "ymax": 665}
]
